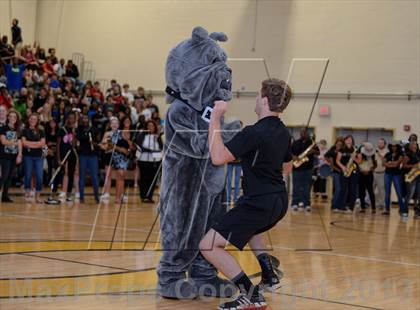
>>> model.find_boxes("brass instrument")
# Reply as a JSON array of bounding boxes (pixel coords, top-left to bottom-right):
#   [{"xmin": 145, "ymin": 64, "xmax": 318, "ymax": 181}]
[
  {"xmin": 88, "ymin": 132, "xmax": 94, "ymax": 151},
  {"xmin": 344, "ymin": 149, "xmax": 358, "ymax": 177},
  {"xmin": 101, "ymin": 135, "xmax": 115, "ymax": 152},
  {"xmin": 293, "ymin": 140, "xmax": 316, "ymax": 168},
  {"xmin": 405, "ymin": 163, "xmax": 420, "ymax": 183}
]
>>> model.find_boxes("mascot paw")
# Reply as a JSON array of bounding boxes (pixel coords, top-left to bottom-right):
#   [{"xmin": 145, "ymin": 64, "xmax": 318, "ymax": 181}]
[
  {"xmin": 193, "ymin": 276, "xmax": 237, "ymax": 298},
  {"xmin": 157, "ymin": 279, "xmax": 198, "ymax": 300}
]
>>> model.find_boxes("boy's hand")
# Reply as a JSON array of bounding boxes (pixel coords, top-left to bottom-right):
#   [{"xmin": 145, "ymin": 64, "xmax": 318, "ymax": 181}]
[{"xmin": 212, "ymin": 100, "xmax": 228, "ymax": 120}]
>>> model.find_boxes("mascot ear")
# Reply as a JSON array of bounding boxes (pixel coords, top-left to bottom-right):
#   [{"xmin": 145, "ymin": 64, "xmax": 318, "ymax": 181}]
[
  {"xmin": 192, "ymin": 26, "xmax": 209, "ymax": 43},
  {"xmin": 210, "ymin": 32, "xmax": 228, "ymax": 42}
]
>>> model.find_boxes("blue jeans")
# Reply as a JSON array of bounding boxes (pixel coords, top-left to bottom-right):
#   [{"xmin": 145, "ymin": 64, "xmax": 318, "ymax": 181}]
[
  {"xmin": 337, "ymin": 172, "xmax": 358, "ymax": 210},
  {"xmin": 384, "ymin": 173, "xmax": 406, "ymax": 213},
  {"xmin": 292, "ymin": 169, "xmax": 312, "ymax": 206},
  {"xmin": 332, "ymin": 172, "xmax": 341, "ymax": 210},
  {"xmin": 24, "ymin": 156, "xmax": 44, "ymax": 192},
  {"xmin": 79, "ymin": 155, "xmax": 100, "ymax": 200},
  {"xmin": 226, "ymin": 163, "xmax": 241, "ymax": 203},
  {"xmin": 405, "ymin": 178, "xmax": 420, "ymax": 213}
]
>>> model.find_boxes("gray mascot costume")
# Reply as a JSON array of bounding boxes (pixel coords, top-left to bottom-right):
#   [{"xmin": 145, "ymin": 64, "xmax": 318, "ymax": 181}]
[{"xmin": 157, "ymin": 26, "xmax": 240, "ymax": 299}]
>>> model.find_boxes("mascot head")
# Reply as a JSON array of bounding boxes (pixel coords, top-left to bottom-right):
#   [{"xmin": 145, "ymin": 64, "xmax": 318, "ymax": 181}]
[{"xmin": 165, "ymin": 26, "xmax": 232, "ymax": 113}]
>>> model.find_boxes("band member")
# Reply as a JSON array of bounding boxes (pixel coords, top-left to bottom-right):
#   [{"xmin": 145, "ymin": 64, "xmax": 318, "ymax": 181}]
[
  {"xmin": 291, "ymin": 129, "xmax": 319, "ymax": 211},
  {"xmin": 136, "ymin": 120, "xmax": 163, "ymax": 203},
  {"xmin": 200, "ymin": 78, "xmax": 292, "ymax": 310},
  {"xmin": 77, "ymin": 114, "xmax": 100, "ymax": 203},
  {"xmin": 0, "ymin": 109, "xmax": 22, "ymax": 202},
  {"xmin": 374, "ymin": 138, "xmax": 388, "ymax": 210},
  {"xmin": 100, "ymin": 117, "xmax": 129, "ymax": 205},
  {"xmin": 403, "ymin": 141, "xmax": 420, "ymax": 219},
  {"xmin": 313, "ymin": 139, "xmax": 328, "ymax": 200},
  {"xmin": 357, "ymin": 142, "xmax": 377, "ymax": 213},
  {"xmin": 22, "ymin": 113, "xmax": 45, "ymax": 203},
  {"xmin": 383, "ymin": 141, "xmax": 405, "ymax": 216},
  {"xmin": 57, "ymin": 112, "xmax": 78, "ymax": 202},
  {"xmin": 336, "ymin": 135, "xmax": 359, "ymax": 213},
  {"xmin": 325, "ymin": 137, "xmax": 344, "ymax": 212}
]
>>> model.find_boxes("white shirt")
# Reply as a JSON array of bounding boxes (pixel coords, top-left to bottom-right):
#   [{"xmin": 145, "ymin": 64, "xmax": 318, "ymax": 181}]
[
  {"xmin": 138, "ymin": 134, "xmax": 162, "ymax": 162},
  {"xmin": 122, "ymin": 91, "xmax": 134, "ymax": 103},
  {"xmin": 130, "ymin": 106, "xmax": 138, "ymax": 124},
  {"xmin": 141, "ymin": 108, "xmax": 152, "ymax": 121},
  {"xmin": 374, "ymin": 148, "xmax": 388, "ymax": 173},
  {"xmin": 54, "ymin": 64, "xmax": 65, "ymax": 77}
]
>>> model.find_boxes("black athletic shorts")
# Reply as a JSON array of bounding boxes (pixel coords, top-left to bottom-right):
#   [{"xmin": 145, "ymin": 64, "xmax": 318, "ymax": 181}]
[{"xmin": 212, "ymin": 191, "xmax": 288, "ymax": 250}]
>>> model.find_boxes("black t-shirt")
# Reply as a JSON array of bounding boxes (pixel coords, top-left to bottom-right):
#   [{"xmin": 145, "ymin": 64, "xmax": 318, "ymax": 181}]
[
  {"xmin": 385, "ymin": 152, "xmax": 403, "ymax": 175},
  {"xmin": 225, "ymin": 116, "xmax": 292, "ymax": 196},
  {"xmin": 0, "ymin": 125, "xmax": 20, "ymax": 159},
  {"xmin": 45, "ymin": 129, "xmax": 58, "ymax": 156},
  {"xmin": 325, "ymin": 146, "xmax": 340, "ymax": 172},
  {"xmin": 115, "ymin": 136, "xmax": 130, "ymax": 156},
  {"xmin": 405, "ymin": 150, "xmax": 420, "ymax": 165},
  {"xmin": 339, "ymin": 147, "xmax": 356, "ymax": 166},
  {"xmin": 22, "ymin": 127, "xmax": 45, "ymax": 157},
  {"xmin": 291, "ymin": 138, "xmax": 318, "ymax": 170},
  {"xmin": 33, "ymin": 95, "xmax": 46, "ymax": 112},
  {"xmin": 76, "ymin": 125, "xmax": 100, "ymax": 156},
  {"xmin": 58, "ymin": 126, "xmax": 76, "ymax": 155}
]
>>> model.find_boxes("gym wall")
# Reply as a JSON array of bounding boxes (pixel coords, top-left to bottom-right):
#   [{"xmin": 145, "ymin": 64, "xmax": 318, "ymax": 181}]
[{"xmin": 7, "ymin": 0, "xmax": 420, "ymax": 143}]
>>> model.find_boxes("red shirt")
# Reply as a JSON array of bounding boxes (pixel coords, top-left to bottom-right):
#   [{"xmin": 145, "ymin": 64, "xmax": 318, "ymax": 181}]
[
  {"xmin": 42, "ymin": 62, "xmax": 54, "ymax": 75},
  {"xmin": 0, "ymin": 94, "xmax": 13, "ymax": 109}
]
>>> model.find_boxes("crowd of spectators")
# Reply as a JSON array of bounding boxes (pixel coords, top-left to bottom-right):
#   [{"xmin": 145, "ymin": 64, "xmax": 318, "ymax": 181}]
[{"xmin": 0, "ymin": 19, "xmax": 164, "ymax": 205}]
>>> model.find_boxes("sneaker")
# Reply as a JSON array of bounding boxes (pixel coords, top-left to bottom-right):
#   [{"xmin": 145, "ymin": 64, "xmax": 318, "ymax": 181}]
[
  {"xmin": 359, "ymin": 209, "xmax": 366, "ymax": 214},
  {"xmin": 344, "ymin": 208, "xmax": 353, "ymax": 214},
  {"xmin": 1, "ymin": 197, "xmax": 13, "ymax": 203},
  {"xmin": 332, "ymin": 208, "xmax": 341, "ymax": 213},
  {"xmin": 291, "ymin": 205, "xmax": 298, "ymax": 211},
  {"xmin": 66, "ymin": 196, "xmax": 73, "ymax": 202},
  {"xmin": 259, "ymin": 272, "xmax": 281, "ymax": 292},
  {"xmin": 414, "ymin": 213, "xmax": 420, "ymax": 220},
  {"xmin": 298, "ymin": 202, "xmax": 304, "ymax": 208},
  {"xmin": 305, "ymin": 205, "xmax": 311, "ymax": 212},
  {"xmin": 59, "ymin": 192, "xmax": 66, "ymax": 199},
  {"xmin": 101, "ymin": 193, "xmax": 110, "ymax": 201},
  {"xmin": 45, "ymin": 197, "xmax": 61, "ymax": 205},
  {"xmin": 218, "ymin": 292, "xmax": 266, "ymax": 310},
  {"xmin": 382, "ymin": 211, "xmax": 390, "ymax": 216},
  {"xmin": 401, "ymin": 213, "xmax": 408, "ymax": 218},
  {"xmin": 75, "ymin": 192, "xmax": 80, "ymax": 200},
  {"xmin": 123, "ymin": 194, "xmax": 129, "ymax": 203}
]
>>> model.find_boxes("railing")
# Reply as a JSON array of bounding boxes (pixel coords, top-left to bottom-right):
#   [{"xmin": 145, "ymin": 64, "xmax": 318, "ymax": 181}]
[
  {"xmin": 96, "ymin": 78, "xmax": 110, "ymax": 93},
  {"xmin": 82, "ymin": 61, "xmax": 95, "ymax": 81},
  {"xmin": 148, "ymin": 90, "xmax": 420, "ymax": 101}
]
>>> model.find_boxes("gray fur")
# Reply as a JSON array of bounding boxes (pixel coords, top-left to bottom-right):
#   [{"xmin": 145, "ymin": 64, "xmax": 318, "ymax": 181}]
[{"xmin": 157, "ymin": 26, "xmax": 240, "ymax": 299}]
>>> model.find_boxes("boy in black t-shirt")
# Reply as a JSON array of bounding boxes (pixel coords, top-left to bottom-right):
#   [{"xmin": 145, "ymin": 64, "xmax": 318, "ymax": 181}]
[{"xmin": 200, "ymin": 79, "xmax": 293, "ymax": 310}]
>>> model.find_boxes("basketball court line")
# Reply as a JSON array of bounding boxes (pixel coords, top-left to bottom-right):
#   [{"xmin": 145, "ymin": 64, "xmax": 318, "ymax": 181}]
[
  {"xmin": 0, "ymin": 212, "xmax": 157, "ymax": 233},
  {"xmin": 272, "ymin": 245, "xmax": 420, "ymax": 267},
  {"xmin": 17, "ymin": 252, "xmax": 134, "ymax": 272},
  {"xmin": 0, "ymin": 267, "xmax": 386, "ymax": 310}
]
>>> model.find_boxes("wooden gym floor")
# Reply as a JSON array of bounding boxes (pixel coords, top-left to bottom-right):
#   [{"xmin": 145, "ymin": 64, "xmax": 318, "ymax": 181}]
[{"xmin": 0, "ymin": 189, "xmax": 419, "ymax": 310}]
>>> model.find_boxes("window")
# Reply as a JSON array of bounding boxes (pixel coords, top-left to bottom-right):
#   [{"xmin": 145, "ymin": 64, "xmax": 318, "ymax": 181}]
[
  {"xmin": 288, "ymin": 126, "xmax": 315, "ymax": 141},
  {"xmin": 334, "ymin": 128, "xmax": 393, "ymax": 146}
]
